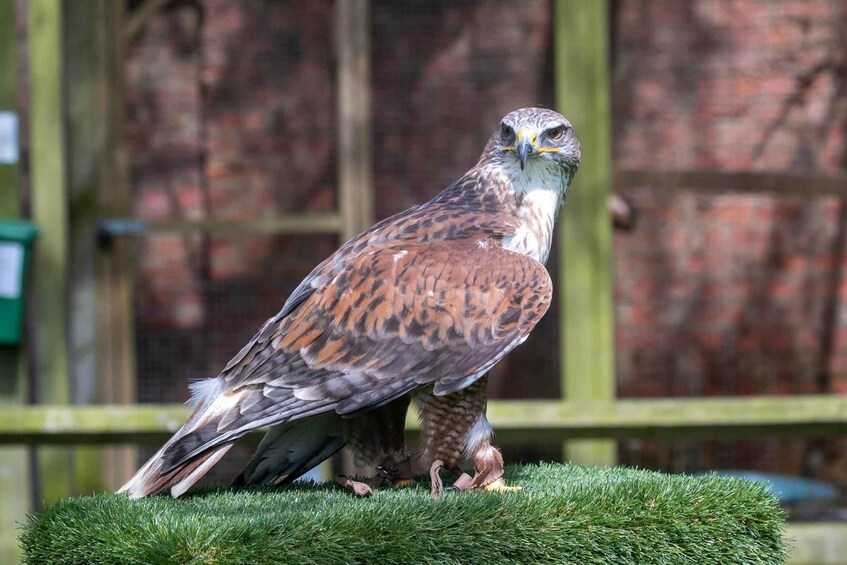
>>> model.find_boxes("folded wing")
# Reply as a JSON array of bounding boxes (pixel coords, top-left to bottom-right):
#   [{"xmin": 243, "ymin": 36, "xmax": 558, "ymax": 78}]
[{"xmin": 121, "ymin": 238, "xmax": 551, "ymax": 497}]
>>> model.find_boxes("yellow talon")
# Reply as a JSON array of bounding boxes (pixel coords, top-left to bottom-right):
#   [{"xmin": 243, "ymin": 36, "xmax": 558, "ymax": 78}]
[
  {"xmin": 482, "ymin": 478, "xmax": 522, "ymax": 493},
  {"xmin": 393, "ymin": 478, "xmax": 414, "ymax": 489}
]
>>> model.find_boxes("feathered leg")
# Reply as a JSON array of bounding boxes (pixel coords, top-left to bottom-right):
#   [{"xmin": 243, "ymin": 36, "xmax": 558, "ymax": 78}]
[
  {"xmin": 369, "ymin": 394, "xmax": 413, "ymax": 487},
  {"xmin": 416, "ymin": 375, "xmax": 519, "ymax": 498},
  {"xmin": 337, "ymin": 395, "xmax": 413, "ymax": 495},
  {"xmin": 467, "ymin": 442, "xmax": 520, "ymax": 493}
]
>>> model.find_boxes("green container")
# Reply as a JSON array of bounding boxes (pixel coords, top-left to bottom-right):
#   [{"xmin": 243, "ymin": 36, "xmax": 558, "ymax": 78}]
[{"xmin": 0, "ymin": 220, "xmax": 37, "ymax": 344}]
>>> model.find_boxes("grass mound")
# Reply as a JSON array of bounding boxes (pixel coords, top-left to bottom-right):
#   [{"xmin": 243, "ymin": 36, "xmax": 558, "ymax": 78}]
[{"xmin": 20, "ymin": 463, "xmax": 786, "ymax": 564}]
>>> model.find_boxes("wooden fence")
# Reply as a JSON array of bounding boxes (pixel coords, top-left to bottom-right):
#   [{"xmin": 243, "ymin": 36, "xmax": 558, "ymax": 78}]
[
  {"xmin": 2, "ymin": 396, "xmax": 847, "ymax": 445},
  {"xmin": 2, "ymin": 397, "xmax": 847, "ymax": 564}
]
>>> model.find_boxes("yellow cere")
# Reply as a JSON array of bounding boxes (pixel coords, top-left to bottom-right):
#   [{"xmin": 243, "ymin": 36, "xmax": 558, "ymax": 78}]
[{"xmin": 517, "ymin": 128, "xmax": 537, "ymax": 144}]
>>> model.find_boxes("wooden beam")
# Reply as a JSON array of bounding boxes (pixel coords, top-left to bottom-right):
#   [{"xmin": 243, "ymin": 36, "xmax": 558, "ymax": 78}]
[
  {"xmin": 65, "ymin": 0, "xmax": 119, "ymax": 495},
  {"xmin": 786, "ymin": 523, "xmax": 847, "ymax": 564},
  {"xmin": 2, "ymin": 396, "xmax": 847, "ymax": 444},
  {"xmin": 615, "ymin": 169, "xmax": 847, "ymax": 198},
  {"xmin": 555, "ymin": 0, "xmax": 616, "ymax": 466},
  {"xmin": 0, "ymin": 1, "xmax": 20, "ymax": 221},
  {"xmin": 0, "ymin": 1, "xmax": 24, "ymax": 384},
  {"xmin": 479, "ymin": 396, "xmax": 847, "ymax": 442},
  {"xmin": 28, "ymin": 0, "xmax": 73, "ymax": 504},
  {"xmin": 141, "ymin": 213, "xmax": 345, "ymax": 235},
  {"xmin": 0, "ymin": 0, "xmax": 24, "ymax": 388},
  {"xmin": 0, "ymin": 2, "xmax": 29, "ymax": 562},
  {"xmin": 0, "ymin": 405, "xmax": 189, "ymax": 444},
  {"xmin": 335, "ymin": 0, "xmax": 373, "ymax": 241},
  {"xmin": 96, "ymin": 0, "xmax": 136, "ymax": 491},
  {"xmin": 66, "ymin": 0, "xmax": 103, "ymax": 404}
]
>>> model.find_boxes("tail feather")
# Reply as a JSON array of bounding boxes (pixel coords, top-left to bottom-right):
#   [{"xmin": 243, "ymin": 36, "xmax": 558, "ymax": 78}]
[
  {"xmin": 119, "ymin": 389, "xmax": 237, "ymax": 499},
  {"xmin": 119, "ymin": 377, "xmax": 345, "ymax": 497},
  {"xmin": 118, "ymin": 432, "xmax": 235, "ymax": 499},
  {"xmin": 119, "ymin": 379, "xmax": 255, "ymax": 499},
  {"xmin": 170, "ymin": 443, "xmax": 234, "ymax": 497}
]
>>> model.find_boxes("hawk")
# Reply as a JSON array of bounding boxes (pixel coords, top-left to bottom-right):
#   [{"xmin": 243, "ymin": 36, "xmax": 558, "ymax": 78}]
[{"xmin": 119, "ymin": 107, "xmax": 580, "ymax": 499}]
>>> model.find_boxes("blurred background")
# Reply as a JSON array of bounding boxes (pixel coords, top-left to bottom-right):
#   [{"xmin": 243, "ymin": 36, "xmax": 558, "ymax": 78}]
[{"xmin": 1, "ymin": 0, "xmax": 846, "ymax": 562}]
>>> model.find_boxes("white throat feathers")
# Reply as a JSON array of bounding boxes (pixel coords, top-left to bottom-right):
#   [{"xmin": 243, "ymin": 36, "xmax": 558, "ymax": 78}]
[{"xmin": 497, "ymin": 159, "xmax": 569, "ymax": 264}]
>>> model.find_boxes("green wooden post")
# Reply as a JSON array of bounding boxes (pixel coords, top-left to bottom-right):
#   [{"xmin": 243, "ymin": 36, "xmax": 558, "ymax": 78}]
[
  {"xmin": 0, "ymin": 6, "xmax": 20, "ymax": 221},
  {"xmin": 29, "ymin": 0, "xmax": 74, "ymax": 502},
  {"xmin": 0, "ymin": 2, "xmax": 31, "ymax": 561},
  {"xmin": 96, "ymin": 0, "xmax": 139, "ymax": 490},
  {"xmin": 0, "ymin": 1, "xmax": 24, "ymax": 382},
  {"xmin": 555, "ymin": 0, "xmax": 617, "ymax": 466},
  {"xmin": 66, "ymin": 0, "xmax": 115, "ymax": 494}
]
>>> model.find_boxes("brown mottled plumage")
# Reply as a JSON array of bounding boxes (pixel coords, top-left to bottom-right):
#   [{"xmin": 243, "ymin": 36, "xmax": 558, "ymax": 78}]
[{"xmin": 119, "ymin": 107, "xmax": 580, "ymax": 499}]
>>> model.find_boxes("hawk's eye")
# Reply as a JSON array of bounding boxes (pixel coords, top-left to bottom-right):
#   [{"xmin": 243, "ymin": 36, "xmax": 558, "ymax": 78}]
[
  {"xmin": 547, "ymin": 126, "xmax": 565, "ymax": 140},
  {"xmin": 501, "ymin": 124, "xmax": 515, "ymax": 141}
]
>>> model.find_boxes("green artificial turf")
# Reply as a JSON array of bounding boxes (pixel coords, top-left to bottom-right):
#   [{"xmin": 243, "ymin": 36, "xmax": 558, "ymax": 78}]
[{"xmin": 20, "ymin": 463, "xmax": 786, "ymax": 564}]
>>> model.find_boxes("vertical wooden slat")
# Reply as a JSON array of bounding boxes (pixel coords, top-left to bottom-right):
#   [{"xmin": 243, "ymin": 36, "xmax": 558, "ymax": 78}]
[
  {"xmin": 336, "ymin": 0, "xmax": 373, "ymax": 242},
  {"xmin": 0, "ymin": 0, "xmax": 20, "ymax": 221},
  {"xmin": 0, "ymin": 1, "xmax": 29, "ymax": 561},
  {"xmin": 65, "ymin": 0, "xmax": 116, "ymax": 494},
  {"xmin": 334, "ymin": 0, "xmax": 373, "ymax": 478},
  {"xmin": 28, "ymin": 0, "xmax": 74, "ymax": 501},
  {"xmin": 97, "ymin": 0, "xmax": 136, "ymax": 490},
  {"xmin": 0, "ymin": 1, "xmax": 23, "ymax": 379},
  {"xmin": 555, "ymin": 0, "xmax": 617, "ymax": 466}
]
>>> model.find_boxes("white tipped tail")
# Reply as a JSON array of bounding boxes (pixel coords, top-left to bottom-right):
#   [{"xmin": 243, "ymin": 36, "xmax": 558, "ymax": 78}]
[
  {"xmin": 118, "ymin": 380, "xmax": 239, "ymax": 499},
  {"xmin": 118, "ymin": 426, "xmax": 235, "ymax": 499}
]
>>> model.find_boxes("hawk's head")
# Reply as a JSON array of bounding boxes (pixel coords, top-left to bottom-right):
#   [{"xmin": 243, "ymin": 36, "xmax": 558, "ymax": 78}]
[{"xmin": 485, "ymin": 107, "xmax": 580, "ymax": 176}]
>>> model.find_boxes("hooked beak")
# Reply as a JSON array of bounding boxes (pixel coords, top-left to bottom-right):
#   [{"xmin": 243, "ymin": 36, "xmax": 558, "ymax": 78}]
[{"xmin": 516, "ymin": 130, "xmax": 535, "ymax": 170}]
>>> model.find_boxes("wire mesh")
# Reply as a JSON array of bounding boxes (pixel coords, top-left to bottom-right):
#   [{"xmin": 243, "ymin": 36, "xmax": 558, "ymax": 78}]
[
  {"xmin": 612, "ymin": 0, "xmax": 847, "ymax": 491},
  {"xmin": 127, "ymin": 0, "xmax": 340, "ymax": 483}
]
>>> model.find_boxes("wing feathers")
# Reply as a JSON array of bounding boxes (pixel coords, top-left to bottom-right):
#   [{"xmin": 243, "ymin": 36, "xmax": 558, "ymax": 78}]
[
  {"xmin": 124, "ymin": 235, "xmax": 551, "ymax": 497},
  {"xmin": 213, "ymin": 240, "xmax": 550, "ymax": 444},
  {"xmin": 214, "ymin": 241, "xmax": 550, "ymax": 443}
]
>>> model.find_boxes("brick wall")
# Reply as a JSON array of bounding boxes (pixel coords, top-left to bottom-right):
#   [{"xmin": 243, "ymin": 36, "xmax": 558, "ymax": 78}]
[
  {"xmin": 126, "ymin": 0, "xmax": 339, "ymax": 404},
  {"xmin": 612, "ymin": 0, "xmax": 847, "ymax": 478}
]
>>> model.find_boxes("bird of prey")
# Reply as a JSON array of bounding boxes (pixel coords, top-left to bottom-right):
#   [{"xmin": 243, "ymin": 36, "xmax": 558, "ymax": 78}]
[{"xmin": 119, "ymin": 107, "xmax": 580, "ymax": 499}]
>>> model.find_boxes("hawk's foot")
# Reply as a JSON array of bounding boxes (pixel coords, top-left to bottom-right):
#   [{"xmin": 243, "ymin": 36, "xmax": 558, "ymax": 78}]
[
  {"xmin": 482, "ymin": 478, "xmax": 522, "ymax": 493},
  {"xmin": 335, "ymin": 474, "xmax": 373, "ymax": 497},
  {"xmin": 468, "ymin": 445, "xmax": 506, "ymax": 489},
  {"xmin": 429, "ymin": 459, "xmax": 445, "ymax": 499}
]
